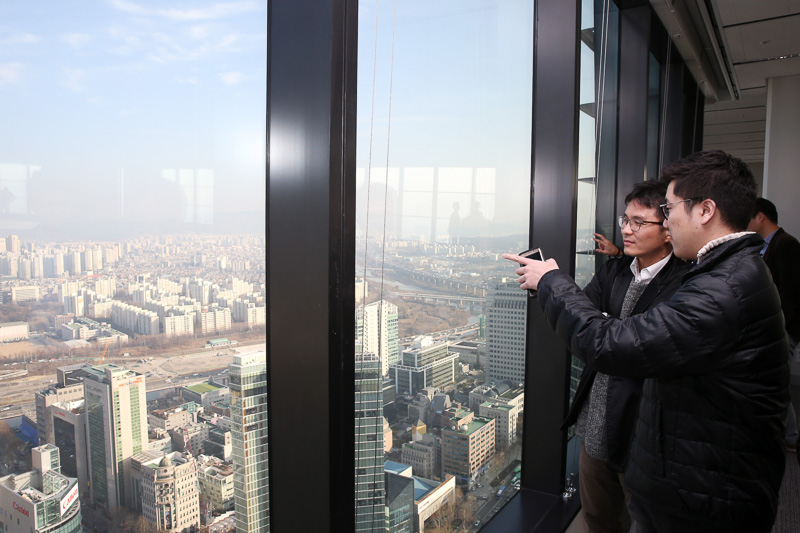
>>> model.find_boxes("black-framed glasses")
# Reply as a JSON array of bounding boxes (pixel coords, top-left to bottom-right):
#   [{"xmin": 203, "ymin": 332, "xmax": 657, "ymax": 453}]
[
  {"xmin": 659, "ymin": 198, "xmax": 693, "ymax": 219},
  {"xmin": 618, "ymin": 215, "xmax": 661, "ymax": 232}
]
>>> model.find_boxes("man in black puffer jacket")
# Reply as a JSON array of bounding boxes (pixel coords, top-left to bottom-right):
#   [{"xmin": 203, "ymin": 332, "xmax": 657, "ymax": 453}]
[
  {"xmin": 566, "ymin": 180, "xmax": 690, "ymax": 532},
  {"xmin": 505, "ymin": 150, "xmax": 790, "ymax": 532}
]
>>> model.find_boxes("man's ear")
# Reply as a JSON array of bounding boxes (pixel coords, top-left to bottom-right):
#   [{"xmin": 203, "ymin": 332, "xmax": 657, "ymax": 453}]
[{"xmin": 698, "ymin": 198, "xmax": 717, "ymax": 225}]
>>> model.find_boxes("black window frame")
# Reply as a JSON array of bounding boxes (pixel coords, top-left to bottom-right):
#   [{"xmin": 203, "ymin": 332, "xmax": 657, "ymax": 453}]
[{"xmin": 266, "ymin": 1, "xmax": 703, "ymax": 532}]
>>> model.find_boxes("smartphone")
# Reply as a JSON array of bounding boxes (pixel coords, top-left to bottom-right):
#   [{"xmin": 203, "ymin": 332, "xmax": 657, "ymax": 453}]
[
  {"xmin": 518, "ymin": 248, "xmax": 545, "ymax": 262},
  {"xmin": 516, "ymin": 248, "xmax": 545, "ymax": 296}
]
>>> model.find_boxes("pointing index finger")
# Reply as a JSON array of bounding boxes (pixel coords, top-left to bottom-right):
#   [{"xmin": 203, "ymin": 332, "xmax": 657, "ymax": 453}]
[{"xmin": 502, "ymin": 253, "xmax": 529, "ymax": 265}]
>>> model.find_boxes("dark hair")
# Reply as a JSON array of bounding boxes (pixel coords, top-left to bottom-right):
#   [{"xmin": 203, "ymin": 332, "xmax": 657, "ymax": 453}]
[
  {"xmin": 625, "ymin": 179, "xmax": 668, "ymax": 221},
  {"xmin": 753, "ymin": 197, "xmax": 778, "ymax": 224},
  {"xmin": 659, "ymin": 150, "xmax": 756, "ymax": 231}
]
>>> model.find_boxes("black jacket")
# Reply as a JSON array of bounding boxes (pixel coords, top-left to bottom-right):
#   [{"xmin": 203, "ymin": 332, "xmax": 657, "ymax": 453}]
[
  {"xmin": 538, "ymin": 234, "xmax": 789, "ymax": 531},
  {"xmin": 763, "ymin": 227, "xmax": 800, "ymax": 341},
  {"xmin": 561, "ymin": 253, "xmax": 689, "ymax": 472}
]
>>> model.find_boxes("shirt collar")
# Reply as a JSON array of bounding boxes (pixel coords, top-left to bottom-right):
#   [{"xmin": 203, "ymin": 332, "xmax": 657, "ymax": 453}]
[
  {"xmin": 760, "ymin": 228, "xmax": 779, "ymax": 256},
  {"xmin": 696, "ymin": 232, "xmax": 755, "ymax": 263},
  {"xmin": 630, "ymin": 252, "xmax": 672, "ymax": 283}
]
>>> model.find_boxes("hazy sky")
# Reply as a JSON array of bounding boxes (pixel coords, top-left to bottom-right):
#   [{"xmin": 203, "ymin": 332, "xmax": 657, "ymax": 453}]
[
  {"xmin": 0, "ymin": 1, "xmax": 266, "ymax": 239},
  {"xmin": 354, "ymin": 0, "xmax": 599, "ymax": 245},
  {"xmin": 355, "ymin": 0, "xmax": 535, "ymax": 242}
]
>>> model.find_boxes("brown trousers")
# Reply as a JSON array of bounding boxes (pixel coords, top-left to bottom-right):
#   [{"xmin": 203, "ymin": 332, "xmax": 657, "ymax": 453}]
[{"xmin": 579, "ymin": 441, "xmax": 631, "ymax": 533}]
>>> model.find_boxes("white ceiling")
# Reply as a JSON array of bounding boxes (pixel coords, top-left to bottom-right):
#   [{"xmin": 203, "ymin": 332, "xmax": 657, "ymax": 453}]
[{"xmin": 651, "ymin": 0, "xmax": 800, "ymax": 165}]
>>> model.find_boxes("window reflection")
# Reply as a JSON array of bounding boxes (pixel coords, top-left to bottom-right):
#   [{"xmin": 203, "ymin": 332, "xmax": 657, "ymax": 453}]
[
  {"xmin": 356, "ymin": 0, "xmax": 532, "ymax": 530},
  {"xmin": 567, "ymin": 0, "xmax": 620, "ymax": 480},
  {"xmin": 0, "ymin": 2, "xmax": 267, "ymax": 532}
]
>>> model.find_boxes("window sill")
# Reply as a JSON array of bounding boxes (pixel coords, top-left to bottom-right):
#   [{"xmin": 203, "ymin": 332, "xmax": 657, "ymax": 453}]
[{"xmin": 478, "ymin": 488, "xmax": 581, "ymax": 533}]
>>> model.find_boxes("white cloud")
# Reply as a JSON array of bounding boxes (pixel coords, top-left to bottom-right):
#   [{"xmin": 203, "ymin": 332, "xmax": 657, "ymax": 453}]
[
  {"xmin": 62, "ymin": 68, "xmax": 85, "ymax": 91},
  {"xmin": 111, "ymin": 0, "xmax": 260, "ymax": 21},
  {"xmin": 63, "ymin": 33, "xmax": 92, "ymax": 48},
  {"xmin": 0, "ymin": 63, "xmax": 22, "ymax": 85},
  {"xmin": 119, "ymin": 107, "xmax": 139, "ymax": 116},
  {"xmin": 4, "ymin": 33, "xmax": 40, "ymax": 45},
  {"xmin": 188, "ymin": 25, "xmax": 211, "ymax": 39},
  {"xmin": 219, "ymin": 71, "xmax": 243, "ymax": 85}
]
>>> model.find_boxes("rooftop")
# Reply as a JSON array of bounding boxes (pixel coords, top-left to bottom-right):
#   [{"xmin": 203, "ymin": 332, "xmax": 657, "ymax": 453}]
[{"xmin": 185, "ymin": 382, "xmax": 225, "ymax": 394}]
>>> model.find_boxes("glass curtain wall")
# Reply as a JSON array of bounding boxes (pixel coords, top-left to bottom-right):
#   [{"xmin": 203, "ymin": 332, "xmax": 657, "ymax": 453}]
[
  {"xmin": 566, "ymin": 0, "xmax": 620, "ymax": 476},
  {"xmin": 0, "ymin": 2, "xmax": 267, "ymax": 532},
  {"xmin": 647, "ymin": 53, "xmax": 662, "ymax": 181},
  {"xmin": 355, "ymin": 1, "xmax": 533, "ymax": 530}
]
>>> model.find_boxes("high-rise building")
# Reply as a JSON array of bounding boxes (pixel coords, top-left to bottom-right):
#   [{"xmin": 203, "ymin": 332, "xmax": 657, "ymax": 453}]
[
  {"xmin": 0, "ymin": 445, "xmax": 82, "ymax": 533},
  {"xmin": 355, "ymin": 353, "xmax": 388, "ymax": 532},
  {"xmin": 83, "ymin": 364, "xmax": 148, "ymax": 510},
  {"xmin": 441, "ymin": 416, "xmax": 495, "ymax": 489},
  {"xmin": 230, "ymin": 352, "xmax": 269, "ymax": 532},
  {"xmin": 49, "ymin": 400, "xmax": 90, "ymax": 500},
  {"xmin": 130, "ymin": 450, "xmax": 200, "ymax": 532},
  {"xmin": 384, "ymin": 470, "xmax": 414, "ymax": 533},
  {"xmin": 356, "ymin": 300, "xmax": 399, "ymax": 377},
  {"xmin": 196, "ymin": 455, "xmax": 235, "ymax": 515},
  {"xmin": 5, "ymin": 234, "xmax": 20, "ymax": 254},
  {"xmin": 389, "ymin": 336, "xmax": 459, "ymax": 397},
  {"xmin": 485, "ymin": 279, "xmax": 528, "ymax": 385}
]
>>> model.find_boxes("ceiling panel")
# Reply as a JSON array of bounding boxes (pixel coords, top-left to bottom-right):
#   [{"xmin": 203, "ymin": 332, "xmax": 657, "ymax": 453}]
[
  {"xmin": 734, "ymin": 55, "xmax": 800, "ymax": 89},
  {"xmin": 703, "ymin": 121, "xmax": 766, "ymax": 136},
  {"xmin": 703, "ymin": 131, "xmax": 766, "ymax": 144},
  {"xmin": 724, "ymin": 16, "xmax": 800, "ymax": 63},
  {"xmin": 704, "ymin": 87, "xmax": 766, "ymax": 111},
  {"xmin": 704, "ymin": 106, "xmax": 767, "ymax": 124},
  {"xmin": 715, "ymin": 0, "xmax": 800, "ymax": 27}
]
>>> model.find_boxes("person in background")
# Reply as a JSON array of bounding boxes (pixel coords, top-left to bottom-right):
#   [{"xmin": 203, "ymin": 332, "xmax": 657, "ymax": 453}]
[
  {"xmin": 748, "ymin": 197, "xmax": 800, "ymax": 454},
  {"xmin": 565, "ymin": 180, "xmax": 689, "ymax": 532},
  {"xmin": 505, "ymin": 150, "xmax": 789, "ymax": 532}
]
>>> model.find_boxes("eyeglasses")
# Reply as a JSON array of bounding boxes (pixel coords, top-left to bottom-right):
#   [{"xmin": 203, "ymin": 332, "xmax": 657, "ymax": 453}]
[
  {"xmin": 617, "ymin": 215, "xmax": 662, "ymax": 232},
  {"xmin": 659, "ymin": 198, "xmax": 693, "ymax": 219}
]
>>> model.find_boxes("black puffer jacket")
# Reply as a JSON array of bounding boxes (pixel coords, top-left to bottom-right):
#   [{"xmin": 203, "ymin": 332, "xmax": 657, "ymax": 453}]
[
  {"xmin": 538, "ymin": 234, "xmax": 789, "ymax": 531},
  {"xmin": 562, "ymin": 253, "xmax": 689, "ymax": 472}
]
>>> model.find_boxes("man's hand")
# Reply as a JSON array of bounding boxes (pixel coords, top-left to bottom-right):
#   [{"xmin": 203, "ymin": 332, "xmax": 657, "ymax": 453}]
[
  {"xmin": 502, "ymin": 253, "xmax": 560, "ymax": 291},
  {"xmin": 593, "ymin": 233, "xmax": 620, "ymax": 257}
]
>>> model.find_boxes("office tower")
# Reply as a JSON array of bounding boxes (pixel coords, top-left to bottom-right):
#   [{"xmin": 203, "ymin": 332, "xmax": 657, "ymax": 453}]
[
  {"xmin": 441, "ymin": 416, "xmax": 495, "ymax": 489},
  {"xmin": 50, "ymin": 400, "xmax": 90, "ymax": 499},
  {"xmin": 196, "ymin": 455, "xmax": 236, "ymax": 515},
  {"xmin": 389, "ymin": 336, "xmax": 459, "ymax": 397},
  {"xmin": 0, "ymin": 445, "xmax": 82, "ymax": 533},
  {"xmin": 5, "ymin": 234, "xmax": 20, "ymax": 254},
  {"xmin": 385, "ymin": 470, "xmax": 414, "ymax": 533},
  {"xmin": 230, "ymin": 352, "xmax": 269, "ymax": 532},
  {"xmin": 130, "ymin": 450, "xmax": 201, "ymax": 532},
  {"xmin": 470, "ymin": 383, "xmax": 524, "ymax": 449},
  {"xmin": 356, "ymin": 300, "xmax": 399, "ymax": 377},
  {"xmin": 83, "ymin": 364, "xmax": 148, "ymax": 510},
  {"xmin": 485, "ymin": 279, "xmax": 528, "ymax": 385},
  {"xmin": 354, "ymin": 353, "xmax": 388, "ymax": 532}
]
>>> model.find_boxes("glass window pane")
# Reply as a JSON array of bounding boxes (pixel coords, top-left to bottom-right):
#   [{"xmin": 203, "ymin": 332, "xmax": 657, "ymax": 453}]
[
  {"xmin": 0, "ymin": 2, "xmax": 267, "ymax": 532},
  {"xmin": 356, "ymin": 1, "xmax": 533, "ymax": 531},
  {"xmin": 568, "ymin": 0, "xmax": 621, "ymax": 487}
]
